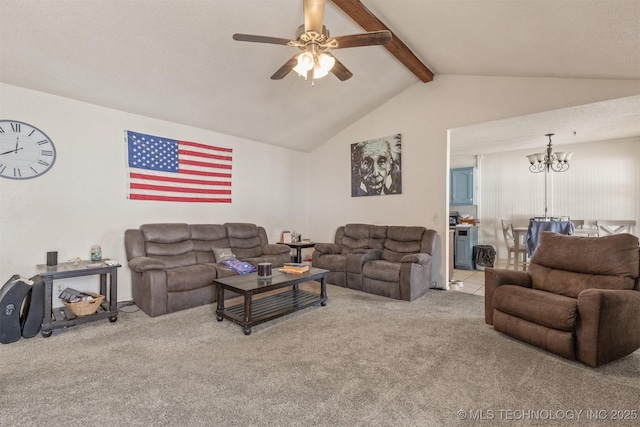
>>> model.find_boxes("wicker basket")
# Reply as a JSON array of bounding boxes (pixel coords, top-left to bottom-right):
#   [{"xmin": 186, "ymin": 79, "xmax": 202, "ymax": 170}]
[{"xmin": 63, "ymin": 292, "xmax": 104, "ymax": 316}]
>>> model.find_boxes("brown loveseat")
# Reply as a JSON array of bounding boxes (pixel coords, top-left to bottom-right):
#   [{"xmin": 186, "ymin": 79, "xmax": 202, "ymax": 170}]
[
  {"xmin": 312, "ymin": 224, "xmax": 437, "ymax": 301},
  {"xmin": 124, "ymin": 223, "xmax": 291, "ymax": 317},
  {"xmin": 485, "ymin": 231, "xmax": 640, "ymax": 367}
]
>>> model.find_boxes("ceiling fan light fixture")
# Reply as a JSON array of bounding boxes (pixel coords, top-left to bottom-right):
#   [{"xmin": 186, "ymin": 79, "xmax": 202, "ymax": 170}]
[
  {"xmin": 318, "ymin": 52, "xmax": 335, "ymax": 71},
  {"xmin": 298, "ymin": 51, "xmax": 314, "ymax": 69},
  {"xmin": 313, "ymin": 62, "xmax": 329, "ymax": 79},
  {"xmin": 294, "ymin": 52, "xmax": 315, "ymax": 76},
  {"xmin": 311, "ymin": 52, "xmax": 335, "ymax": 79}
]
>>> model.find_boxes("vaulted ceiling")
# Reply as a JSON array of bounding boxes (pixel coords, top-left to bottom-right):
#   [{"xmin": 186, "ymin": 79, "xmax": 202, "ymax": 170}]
[{"xmin": 1, "ymin": 1, "xmax": 639, "ymax": 152}]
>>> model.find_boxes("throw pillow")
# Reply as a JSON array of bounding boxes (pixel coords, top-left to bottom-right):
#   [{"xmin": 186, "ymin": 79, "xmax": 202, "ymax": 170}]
[
  {"xmin": 212, "ymin": 247, "xmax": 236, "ymax": 263},
  {"xmin": 222, "ymin": 259, "xmax": 257, "ymax": 275}
]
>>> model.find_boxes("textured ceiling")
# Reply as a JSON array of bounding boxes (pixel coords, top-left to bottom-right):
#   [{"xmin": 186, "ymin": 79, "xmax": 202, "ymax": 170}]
[
  {"xmin": 1, "ymin": 0, "xmax": 639, "ymax": 152},
  {"xmin": 451, "ymin": 95, "xmax": 640, "ymax": 156}
]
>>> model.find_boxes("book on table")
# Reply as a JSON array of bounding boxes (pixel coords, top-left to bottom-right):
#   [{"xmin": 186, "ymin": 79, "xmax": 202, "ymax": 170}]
[{"xmin": 280, "ymin": 263, "xmax": 310, "ymax": 274}]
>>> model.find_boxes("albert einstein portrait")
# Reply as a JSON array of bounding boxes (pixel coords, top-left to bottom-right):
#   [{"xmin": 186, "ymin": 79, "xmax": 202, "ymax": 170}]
[{"xmin": 351, "ymin": 134, "xmax": 402, "ymax": 197}]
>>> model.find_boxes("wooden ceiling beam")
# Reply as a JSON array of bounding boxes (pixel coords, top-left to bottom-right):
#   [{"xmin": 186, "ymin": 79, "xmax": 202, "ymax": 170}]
[{"xmin": 331, "ymin": 0, "xmax": 434, "ymax": 83}]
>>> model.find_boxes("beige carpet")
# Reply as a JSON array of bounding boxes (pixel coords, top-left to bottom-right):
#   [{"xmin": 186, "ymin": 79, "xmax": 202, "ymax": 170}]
[{"xmin": 1, "ymin": 284, "xmax": 638, "ymax": 426}]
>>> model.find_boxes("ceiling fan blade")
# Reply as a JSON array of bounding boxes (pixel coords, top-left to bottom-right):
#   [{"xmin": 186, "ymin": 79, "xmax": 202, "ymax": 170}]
[
  {"xmin": 271, "ymin": 55, "xmax": 299, "ymax": 80},
  {"xmin": 233, "ymin": 33, "xmax": 292, "ymax": 46},
  {"xmin": 328, "ymin": 54, "xmax": 353, "ymax": 81},
  {"xmin": 304, "ymin": 0, "xmax": 325, "ymax": 33},
  {"xmin": 331, "ymin": 30, "xmax": 392, "ymax": 49}
]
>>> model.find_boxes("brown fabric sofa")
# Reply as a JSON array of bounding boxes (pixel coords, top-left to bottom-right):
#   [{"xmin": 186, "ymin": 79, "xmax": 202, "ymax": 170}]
[
  {"xmin": 312, "ymin": 224, "xmax": 437, "ymax": 301},
  {"xmin": 124, "ymin": 222, "xmax": 291, "ymax": 317},
  {"xmin": 485, "ymin": 231, "xmax": 640, "ymax": 367}
]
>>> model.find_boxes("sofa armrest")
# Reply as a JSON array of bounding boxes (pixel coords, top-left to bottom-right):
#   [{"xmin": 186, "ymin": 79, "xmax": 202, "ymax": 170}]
[
  {"xmin": 128, "ymin": 256, "xmax": 166, "ymax": 273},
  {"xmin": 314, "ymin": 243, "xmax": 342, "ymax": 254},
  {"xmin": 262, "ymin": 244, "xmax": 291, "ymax": 255},
  {"xmin": 484, "ymin": 268, "xmax": 532, "ymax": 325},
  {"xmin": 347, "ymin": 250, "xmax": 382, "ymax": 274},
  {"xmin": 401, "ymin": 253, "xmax": 431, "ymax": 265},
  {"xmin": 577, "ymin": 289, "xmax": 640, "ymax": 367}
]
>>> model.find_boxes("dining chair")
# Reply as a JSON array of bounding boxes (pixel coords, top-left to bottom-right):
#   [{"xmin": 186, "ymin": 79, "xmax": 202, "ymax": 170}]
[
  {"xmin": 501, "ymin": 220, "xmax": 528, "ymax": 270},
  {"xmin": 571, "ymin": 220, "xmax": 593, "ymax": 237},
  {"xmin": 596, "ymin": 220, "xmax": 636, "ymax": 236}
]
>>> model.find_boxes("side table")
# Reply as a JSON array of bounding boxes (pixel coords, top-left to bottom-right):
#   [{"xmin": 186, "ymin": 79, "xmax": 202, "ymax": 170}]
[
  {"xmin": 277, "ymin": 241, "xmax": 315, "ymax": 263},
  {"xmin": 35, "ymin": 260, "xmax": 120, "ymax": 337}
]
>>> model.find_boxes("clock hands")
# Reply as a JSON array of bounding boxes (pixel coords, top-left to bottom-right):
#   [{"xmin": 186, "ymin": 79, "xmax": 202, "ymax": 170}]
[
  {"xmin": 0, "ymin": 135, "xmax": 23, "ymax": 156},
  {"xmin": 0, "ymin": 147, "xmax": 24, "ymax": 155}
]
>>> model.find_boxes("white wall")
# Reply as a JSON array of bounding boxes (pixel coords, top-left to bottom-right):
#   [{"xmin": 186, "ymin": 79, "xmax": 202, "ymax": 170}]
[
  {"xmin": 478, "ymin": 137, "xmax": 640, "ymax": 262},
  {"xmin": 307, "ymin": 75, "xmax": 640, "ymax": 288},
  {"xmin": 2, "ymin": 75, "xmax": 639, "ymax": 300},
  {"xmin": 0, "ymin": 83, "xmax": 308, "ymax": 301}
]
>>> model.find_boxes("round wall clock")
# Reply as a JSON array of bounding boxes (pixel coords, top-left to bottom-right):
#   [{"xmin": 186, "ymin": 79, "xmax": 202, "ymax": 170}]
[{"xmin": 0, "ymin": 120, "xmax": 56, "ymax": 179}]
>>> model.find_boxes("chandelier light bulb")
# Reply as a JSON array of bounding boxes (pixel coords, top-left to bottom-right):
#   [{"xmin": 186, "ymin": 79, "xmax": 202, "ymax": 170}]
[
  {"xmin": 318, "ymin": 53, "xmax": 335, "ymax": 72},
  {"xmin": 297, "ymin": 52, "xmax": 314, "ymax": 71},
  {"xmin": 313, "ymin": 63, "xmax": 329, "ymax": 79}
]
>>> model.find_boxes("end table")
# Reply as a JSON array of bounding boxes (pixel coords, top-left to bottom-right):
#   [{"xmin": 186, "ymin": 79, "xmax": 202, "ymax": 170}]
[
  {"xmin": 35, "ymin": 260, "xmax": 120, "ymax": 337},
  {"xmin": 278, "ymin": 241, "xmax": 315, "ymax": 263}
]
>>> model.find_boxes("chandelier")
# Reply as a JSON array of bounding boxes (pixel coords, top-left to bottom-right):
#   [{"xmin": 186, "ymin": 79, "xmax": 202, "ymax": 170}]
[
  {"xmin": 526, "ymin": 133, "xmax": 574, "ymax": 219},
  {"xmin": 527, "ymin": 133, "xmax": 573, "ymax": 173}
]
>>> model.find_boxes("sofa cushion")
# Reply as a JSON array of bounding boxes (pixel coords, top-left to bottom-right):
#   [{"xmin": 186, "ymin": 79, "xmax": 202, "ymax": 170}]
[
  {"xmin": 529, "ymin": 264, "xmax": 636, "ymax": 298},
  {"xmin": 190, "ymin": 224, "xmax": 230, "ymax": 263},
  {"xmin": 529, "ymin": 233, "xmax": 639, "ymax": 298},
  {"xmin": 144, "ymin": 242, "xmax": 196, "ymax": 269},
  {"xmin": 340, "ymin": 224, "xmax": 373, "ymax": 254},
  {"xmin": 165, "ymin": 265, "xmax": 217, "ymax": 292},
  {"xmin": 532, "ymin": 232, "xmax": 639, "ymax": 277},
  {"xmin": 212, "ymin": 247, "xmax": 237, "ymax": 263},
  {"xmin": 226, "ymin": 223, "xmax": 263, "ymax": 258},
  {"xmin": 493, "ymin": 285, "xmax": 578, "ymax": 332},
  {"xmin": 313, "ymin": 254, "xmax": 347, "ymax": 272},
  {"xmin": 141, "ymin": 223, "xmax": 191, "ymax": 243},
  {"xmin": 381, "ymin": 226, "xmax": 426, "ymax": 262},
  {"xmin": 363, "ymin": 260, "xmax": 400, "ymax": 282}
]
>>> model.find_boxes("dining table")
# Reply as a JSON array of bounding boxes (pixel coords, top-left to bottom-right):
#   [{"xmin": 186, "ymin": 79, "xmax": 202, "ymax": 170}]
[{"xmin": 525, "ymin": 219, "xmax": 575, "ymax": 256}]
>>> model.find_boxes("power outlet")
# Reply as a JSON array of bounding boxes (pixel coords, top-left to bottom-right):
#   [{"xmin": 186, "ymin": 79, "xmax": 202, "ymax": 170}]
[{"xmin": 57, "ymin": 284, "xmax": 62, "ymax": 293}]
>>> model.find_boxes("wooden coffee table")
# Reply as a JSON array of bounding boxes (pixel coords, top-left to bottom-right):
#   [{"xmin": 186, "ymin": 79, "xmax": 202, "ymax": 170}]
[{"xmin": 214, "ymin": 267, "xmax": 328, "ymax": 335}]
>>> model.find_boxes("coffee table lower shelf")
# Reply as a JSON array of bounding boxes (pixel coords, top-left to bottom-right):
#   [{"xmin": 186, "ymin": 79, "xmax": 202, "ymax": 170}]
[{"xmin": 216, "ymin": 288, "xmax": 326, "ymax": 335}]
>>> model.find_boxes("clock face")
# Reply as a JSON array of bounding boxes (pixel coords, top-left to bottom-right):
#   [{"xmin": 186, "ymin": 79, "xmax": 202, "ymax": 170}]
[{"xmin": 0, "ymin": 120, "xmax": 56, "ymax": 179}]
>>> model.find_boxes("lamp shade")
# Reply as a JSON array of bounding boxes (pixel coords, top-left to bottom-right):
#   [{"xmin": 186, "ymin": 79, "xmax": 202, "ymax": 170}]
[
  {"xmin": 313, "ymin": 63, "xmax": 329, "ymax": 79},
  {"xmin": 318, "ymin": 53, "xmax": 335, "ymax": 72},
  {"xmin": 294, "ymin": 52, "xmax": 314, "ymax": 77}
]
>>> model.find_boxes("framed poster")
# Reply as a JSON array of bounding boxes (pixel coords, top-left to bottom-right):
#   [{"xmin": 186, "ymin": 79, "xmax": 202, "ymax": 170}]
[{"xmin": 351, "ymin": 133, "xmax": 402, "ymax": 197}]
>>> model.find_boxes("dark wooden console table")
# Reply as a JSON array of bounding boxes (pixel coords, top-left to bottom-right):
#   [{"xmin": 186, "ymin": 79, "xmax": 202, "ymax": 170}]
[
  {"xmin": 214, "ymin": 267, "xmax": 328, "ymax": 335},
  {"xmin": 35, "ymin": 260, "xmax": 120, "ymax": 337}
]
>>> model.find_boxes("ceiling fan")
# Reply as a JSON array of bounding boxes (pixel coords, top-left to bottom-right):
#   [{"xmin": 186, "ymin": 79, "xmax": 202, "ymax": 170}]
[{"xmin": 232, "ymin": 0, "xmax": 392, "ymax": 82}]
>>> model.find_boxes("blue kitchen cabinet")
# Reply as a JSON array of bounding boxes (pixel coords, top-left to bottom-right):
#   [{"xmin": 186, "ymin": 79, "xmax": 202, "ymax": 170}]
[
  {"xmin": 454, "ymin": 226, "xmax": 478, "ymax": 270},
  {"xmin": 450, "ymin": 167, "xmax": 476, "ymax": 205}
]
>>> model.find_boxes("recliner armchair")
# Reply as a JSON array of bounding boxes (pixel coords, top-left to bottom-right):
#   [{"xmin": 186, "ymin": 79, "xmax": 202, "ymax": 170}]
[{"xmin": 485, "ymin": 231, "xmax": 640, "ymax": 367}]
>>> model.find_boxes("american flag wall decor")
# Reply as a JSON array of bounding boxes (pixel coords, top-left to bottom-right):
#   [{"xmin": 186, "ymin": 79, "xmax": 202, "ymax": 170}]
[{"xmin": 126, "ymin": 130, "xmax": 232, "ymax": 203}]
